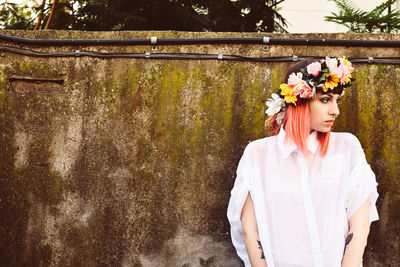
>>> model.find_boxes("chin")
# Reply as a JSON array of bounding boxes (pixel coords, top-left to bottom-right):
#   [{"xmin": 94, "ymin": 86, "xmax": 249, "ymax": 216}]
[
  {"xmin": 313, "ymin": 126, "xmax": 331, "ymax": 133},
  {"xmin": 318, "ymin": 128, "xmax": 331, "ymax": 133}
]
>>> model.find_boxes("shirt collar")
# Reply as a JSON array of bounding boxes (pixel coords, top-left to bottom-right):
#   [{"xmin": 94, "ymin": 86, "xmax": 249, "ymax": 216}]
[{"xmin": 277, "ymin": 127, "xmax": 319, "ymax": 158}]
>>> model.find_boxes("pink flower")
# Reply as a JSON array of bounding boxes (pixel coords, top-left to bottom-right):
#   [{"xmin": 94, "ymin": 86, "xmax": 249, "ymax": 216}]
[
  {"xmin": 293, "ymin": 80, "xmax": 313, "ymax": 99},
  {"xmin": 307, "ymin": 62, "xmax": 321, "ymax": 76},
  {"xmin": 287, "ymin": 72, "xmax": 303, "ymax": 86},
  {"xmin": 337, "ymin": 63, "xmax": 354, "ymax": 84},
  {"xmin": 337, "ymin": 64, "xmax": 347, "ymax": 83},
  {"xmin": 338, "ymin": 57, "xmax": 354, "ymax": 84},
  {"xmin": 325, "ymin": 56, "xmax": 339, "ymax": 74},
  {"xmin": 339, "ymin": 56, "xmax": 354, "ymax": 72}
]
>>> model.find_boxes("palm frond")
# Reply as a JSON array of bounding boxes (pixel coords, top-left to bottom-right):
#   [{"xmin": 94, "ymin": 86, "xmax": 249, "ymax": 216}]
[{"xmin": 325, "ymin": 0, "xmax": 400, "ymax": 33}]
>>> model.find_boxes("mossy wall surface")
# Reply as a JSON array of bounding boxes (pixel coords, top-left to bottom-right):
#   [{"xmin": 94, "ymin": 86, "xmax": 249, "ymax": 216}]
[{"xmin": 0, "ymin": 30, "xmax": 399, "ymax": 266}]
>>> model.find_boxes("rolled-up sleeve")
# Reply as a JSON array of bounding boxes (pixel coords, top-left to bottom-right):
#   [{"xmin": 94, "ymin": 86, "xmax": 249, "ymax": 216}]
[
  {"xmin": 227, "ymin": 144, "xmax": 253, "ymax": 266},
  {"xmin": 345, "ymin": 137, "xmax": 379, "ymax": 223}
]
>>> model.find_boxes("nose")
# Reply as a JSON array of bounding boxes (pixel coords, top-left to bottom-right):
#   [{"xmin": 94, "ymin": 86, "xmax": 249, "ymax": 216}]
[{"xmin": 329, "ymin": 102, "xmax": 340, "ymax": 118}]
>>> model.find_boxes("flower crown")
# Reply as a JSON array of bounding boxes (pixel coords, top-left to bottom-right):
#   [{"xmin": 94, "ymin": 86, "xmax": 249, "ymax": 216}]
[{"xmin": 265, "ymin": 56, "xmax": 354, "ymax": 124}]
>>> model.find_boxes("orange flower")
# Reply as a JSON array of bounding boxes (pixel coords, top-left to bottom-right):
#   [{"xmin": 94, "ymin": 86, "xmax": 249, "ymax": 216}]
[
  {"xmin": 280, "ymin": 83, "xmax": 297, "ymax": 105},
  {"xmin": 342, "ymin": 56, "xmax": 353, "ymax": 69},
  {"xmin": 280, "ymin": 83, "xmax": 291, "ymax": 96},
  {"xmin": 284, "ymin": 94, "xmax": 297, "ymax": 105},
  {"xmin": 324, "ymin": 73, "xmax": 340, "ymax": 91}
]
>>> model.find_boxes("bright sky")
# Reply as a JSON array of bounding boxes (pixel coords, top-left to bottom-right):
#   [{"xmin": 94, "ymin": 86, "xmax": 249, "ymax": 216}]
[{"xmin": 278, "ymin": 0, "xmax": 390, "ymax": 33}]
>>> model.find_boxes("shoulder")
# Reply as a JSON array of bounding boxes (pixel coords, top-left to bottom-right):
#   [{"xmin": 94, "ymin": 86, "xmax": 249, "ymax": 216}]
[
  {"xmin": 330, "ymin": 132, "xmax": 363, "ymax": 152},
  {"xmin": 331, "ymin": 132, "xmax": 360, "ymax": 143},
  {"xmin": 331, "ymin": 131, "xmax": 359, "ymax": 143},
  {"xmin": 246, "ymin": 135, "xmax": 277, "ymax": 149},
  {"xmin": 243, "ymin": 135, "xmax": 278, "ymax": 156}
]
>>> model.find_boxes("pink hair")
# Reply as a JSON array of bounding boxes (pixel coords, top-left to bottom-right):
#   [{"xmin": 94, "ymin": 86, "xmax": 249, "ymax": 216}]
[
  {"xmin": 286, "ymin": 101, "xmax": 330, "ymax": 156},
  {"xmin": 266, "ymin": 100, "xmax": 330, "ymax": 156}
]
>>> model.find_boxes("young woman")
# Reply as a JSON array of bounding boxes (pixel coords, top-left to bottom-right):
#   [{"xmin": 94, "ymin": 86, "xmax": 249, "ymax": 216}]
[{"xmin": 227, "ymin": 57, "xmax": 379, "ymax": 267}]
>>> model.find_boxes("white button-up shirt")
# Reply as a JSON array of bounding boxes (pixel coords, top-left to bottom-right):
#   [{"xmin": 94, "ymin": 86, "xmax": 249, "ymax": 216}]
[{"xmin": 227, "ymin": 128, "xmax": 379, "ymax": 267}]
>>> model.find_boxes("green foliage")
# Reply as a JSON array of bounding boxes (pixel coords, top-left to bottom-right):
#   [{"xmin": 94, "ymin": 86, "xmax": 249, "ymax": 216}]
[
  {"xmin": 0, "ymin": 0, "xmax": 288, "ymax": 32},
  {"xmin": 0, "ymin": 0, "xmax": 76, "ymax": 30},
  {"xmin": 0, "ymin": 2, "xmax": 35, "ymax": 29},
  {"xmin": 325, "ymin": 0, "xmax": 400, "ymax": 33}
]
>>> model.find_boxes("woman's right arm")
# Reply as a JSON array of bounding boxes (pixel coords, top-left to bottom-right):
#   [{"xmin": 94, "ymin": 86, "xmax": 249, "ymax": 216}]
[{"xmin": 241, "ymin": 193, "xmax": 268, "ymax": 267}]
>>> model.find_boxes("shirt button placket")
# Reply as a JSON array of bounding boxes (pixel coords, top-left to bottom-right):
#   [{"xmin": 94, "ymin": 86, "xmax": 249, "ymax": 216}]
[{"xmin": 297, "ymin": 153, "xmax": 324, "ymax": 267}]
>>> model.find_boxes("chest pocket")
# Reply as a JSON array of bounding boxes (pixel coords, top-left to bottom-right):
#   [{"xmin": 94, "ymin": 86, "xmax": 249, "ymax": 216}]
[{"xmin": 321, "ymin": 154, "xmax": 345, "ymax": 178}]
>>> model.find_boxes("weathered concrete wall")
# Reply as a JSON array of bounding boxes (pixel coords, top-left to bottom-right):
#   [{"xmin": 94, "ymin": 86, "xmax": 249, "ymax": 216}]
[{"xmin": 0, "ymin": 30, "xmax": 399, "ymax": 266}]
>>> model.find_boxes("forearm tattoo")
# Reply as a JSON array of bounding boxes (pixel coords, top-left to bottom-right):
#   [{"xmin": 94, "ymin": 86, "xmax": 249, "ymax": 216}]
[
  {"xmin": 257, "ymin": 240, "xmax": 265, "ymax": 259},
  {"xmin": 344, "ymin": 233, "xmax": 353, "ymax": 253}
]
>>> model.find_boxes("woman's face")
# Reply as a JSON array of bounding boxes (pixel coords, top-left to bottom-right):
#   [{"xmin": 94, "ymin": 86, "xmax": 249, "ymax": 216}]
[{"xmin": 309, "ymin": 91, "xmax": 340, "ymax": 133}]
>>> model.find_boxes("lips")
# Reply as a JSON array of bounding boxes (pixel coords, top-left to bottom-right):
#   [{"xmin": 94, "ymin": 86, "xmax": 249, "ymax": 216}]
[{"xmin": 325, "ymin": 120, "xmax": 335, "ymax": 127}]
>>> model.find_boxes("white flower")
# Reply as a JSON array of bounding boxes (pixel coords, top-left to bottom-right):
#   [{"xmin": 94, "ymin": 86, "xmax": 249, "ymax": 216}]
[
  {"xmin": 265, "ymin": 93, "xmax": 285, "ymax": 116},
  {"xmin": 276, "ymin": 109, "xmax": 286, "ymax": 125}
]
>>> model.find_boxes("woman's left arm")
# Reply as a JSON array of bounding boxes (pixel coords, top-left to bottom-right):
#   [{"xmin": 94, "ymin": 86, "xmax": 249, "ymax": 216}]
[{"xmin": 341, "ymin": 198, "xmax": 371, "ymax": 267}]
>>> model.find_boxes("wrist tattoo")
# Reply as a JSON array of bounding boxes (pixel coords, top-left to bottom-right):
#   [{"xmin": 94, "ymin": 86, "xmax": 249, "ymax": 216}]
[
  {"xmin": 344, "ymin": 233, "xmax": 353, "ymax": 254},
  {"xmin": 345, "ymin": 233, "xmax": 353, "ymax": 246},
  {"xmin": 257, "ymin": 240, "xmax": 265, "ymax": 259}
]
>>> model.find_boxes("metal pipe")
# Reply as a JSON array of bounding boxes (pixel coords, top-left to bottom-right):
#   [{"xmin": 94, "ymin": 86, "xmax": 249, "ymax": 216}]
[
  {"xmin": 3, "ymin": 44, "xmax": 400, "ymax": 64},
  {"xmin": 1, "ymin": 33, "xmax": 400, "ymax": 47}
]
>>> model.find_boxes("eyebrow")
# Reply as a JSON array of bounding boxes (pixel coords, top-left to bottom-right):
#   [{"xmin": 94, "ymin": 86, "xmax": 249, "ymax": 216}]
[
  {"xmin": 320, "ymin": 93, "xmax": 333, "ymax": 97},
  {"xmin": 322, "ymin": 92, "xmax": 341, "ymax": 96},
  {"xmin": 320, "ymin": 93, "xmax": 341, "ymax": 99}
]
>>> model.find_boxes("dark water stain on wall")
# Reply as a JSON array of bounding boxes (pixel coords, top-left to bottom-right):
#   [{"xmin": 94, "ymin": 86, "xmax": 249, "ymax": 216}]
[{"xmin": 0, "ymin": 71, "xmax": 67, "ymax": 266}]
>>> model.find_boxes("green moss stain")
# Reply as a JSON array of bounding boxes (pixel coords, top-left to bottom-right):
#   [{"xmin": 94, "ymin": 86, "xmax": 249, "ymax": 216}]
[
  {"xmin": 120, "ymin": 66, "xmax": 142, "ymax": 113},
  {"xmin": 379, "ymin": 66, "xmax": 400, "ymax": 190},
  {"xmin": 356, "ymin": 65, "xmax": 378, "ymax": 162},
  {"xmin": 105, "ymin": 75, "xmax": 119, "ymax": 108},
  {"xmin": 190, "ymin": 67, "xmax": 209, "ymax": 154},
  {"xmin": 334, "ymin": 70, "xmax": 359, "ymax": 134},
  {"xmin": 361, "ymin": 65, "xmax": 388, "ymax": 188},
  {"xmin": 4, "ymin": 61, "xmax": 61, "ymax": 79},
  {"xmin": 152, "ymin": 63, "xmax": 187, "ymax": 163},
  {"xmin": 206, "ymin": 63, "xmax": 236, "ymax": 144},
  {"xmin": 239, "ymin": 69, "xmax": 268, "ymax": 140},
  {"xmin": 271, "ymin": 68, "xmax": 284, "ymax": 90},
  {"xmin": 132, "ymin": 62, "xmax": 268, "ymax": 236},
  {"xmin": 0, "ymin": 70, "xmax": 6, "ymax": 108},
  {"xmin": 89, "ymin": 64, "xmax": 144, "ymax": 117}
]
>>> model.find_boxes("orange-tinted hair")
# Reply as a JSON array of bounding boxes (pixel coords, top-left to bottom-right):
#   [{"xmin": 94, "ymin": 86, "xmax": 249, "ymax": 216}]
[
  {"xmin": 265, "ymin": 100, "xmax": 330, "ymax": 157},
  {"xmin": 285, "ymin": 101, "xmax": 330, "ymax": 157}
]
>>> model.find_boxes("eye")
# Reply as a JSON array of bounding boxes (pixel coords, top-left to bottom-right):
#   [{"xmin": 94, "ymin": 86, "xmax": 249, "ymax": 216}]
[
  {"xmin": 320, "ymin": 97, "xmax": 330, "ymax": 103},
  {"xmin": 336, "ymin": 98, "xmax": 342, "ymax": 104}
]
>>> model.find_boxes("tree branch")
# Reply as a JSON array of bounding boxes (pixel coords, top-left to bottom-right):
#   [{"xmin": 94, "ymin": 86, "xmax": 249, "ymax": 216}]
[
  {"xmin": 34, "ymin": 0, "xmax": 46, "ymax": 30},
  {"xmin": 45, "ymin": 0, "xmax": 58, "ymax": 29}
]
